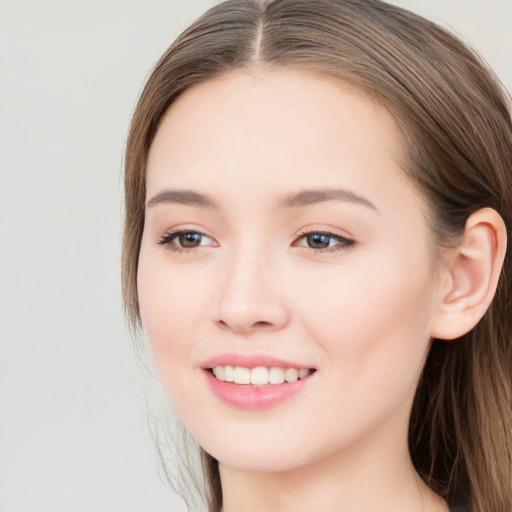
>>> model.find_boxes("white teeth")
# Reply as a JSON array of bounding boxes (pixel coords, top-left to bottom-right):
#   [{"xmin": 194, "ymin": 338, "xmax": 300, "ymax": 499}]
[
  {"xmin": 268, "ymin": 367, "xmax": 285, "ymax": 384},
  {"xmin": 233, "ymin": 367, "xmax": 251, "ymax": 385},
  {"xmin": 298, "ymin": 369, "xmax": 310, "ymax": 379},
  {"xmin": 213, "ymin": 366, "xmax": 225, "ymax": 381},
  {"xmin": 211, "ymin": 366, "xmax": 312, "ymax": 385},
  {"xmin": 251, "ymin": 367, "xmax": 269, "ymax": 385},
  {"xmin": 284, "ymin": 368, "xmax": 299, "ymax": 383},
  {"xmin": 224, "ymin": 365, "xmax": 234, "ymax": 382}
]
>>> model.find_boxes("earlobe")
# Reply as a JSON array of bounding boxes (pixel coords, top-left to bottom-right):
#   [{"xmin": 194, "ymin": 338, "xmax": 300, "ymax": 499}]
[{"xmin": 431, "ymin": 208, "xmax": 507, "ymax": 340}]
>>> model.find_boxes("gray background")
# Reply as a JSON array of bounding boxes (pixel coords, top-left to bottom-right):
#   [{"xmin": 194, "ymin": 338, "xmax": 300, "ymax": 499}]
[{"xmin": 1, "ymin": 1, "xmax": 511, "ymax": 511}]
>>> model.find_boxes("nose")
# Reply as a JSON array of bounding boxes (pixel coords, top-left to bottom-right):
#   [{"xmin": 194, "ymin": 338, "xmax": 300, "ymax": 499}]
[{"xmin": 214, "ymin": 247, "xmax": 290, "ymax": 335}]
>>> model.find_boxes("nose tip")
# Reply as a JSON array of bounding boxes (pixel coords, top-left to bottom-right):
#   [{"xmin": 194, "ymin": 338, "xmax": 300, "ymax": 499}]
[
  {"xmin": 214, "ymin": 257, "xmax": 290, "ymax": 335},
  {"xmin": 215, "ymin": 293, "xmax": 290, "ymax": 335}
]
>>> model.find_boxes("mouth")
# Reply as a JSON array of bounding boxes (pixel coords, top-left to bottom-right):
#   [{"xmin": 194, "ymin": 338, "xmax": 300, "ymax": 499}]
[
  {"xmin": 208, "ymin": 366, "xmax": 315, "ymax": 386},
  {"xmin": 202, "ymin": 355, "xmax": 317, "ymax": 409}
]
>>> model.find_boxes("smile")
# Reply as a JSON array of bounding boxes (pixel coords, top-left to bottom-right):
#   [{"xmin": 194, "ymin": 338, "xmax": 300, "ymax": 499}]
[
  {"xmin": 211, "ymin": 366, "xmax": 312, "ymax": 385},
  {"xmin": 202, "ymin": 354, "xmax": 317, "ymax": 408}
]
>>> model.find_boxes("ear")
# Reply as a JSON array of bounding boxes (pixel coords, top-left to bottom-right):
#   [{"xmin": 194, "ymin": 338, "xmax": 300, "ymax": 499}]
[{"xmin": 431, "ymin": 208, "xmax": 507, "ymax": 340}]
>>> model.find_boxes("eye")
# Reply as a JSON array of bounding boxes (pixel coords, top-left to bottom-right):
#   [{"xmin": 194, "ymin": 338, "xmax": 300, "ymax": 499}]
[
  {"xmin": 294, "ymin": 231, "xmax": 355, "ymax": 253},
  {"xmin": 158, "ymin": 229, "xmax": 217, "ymax": 252}
]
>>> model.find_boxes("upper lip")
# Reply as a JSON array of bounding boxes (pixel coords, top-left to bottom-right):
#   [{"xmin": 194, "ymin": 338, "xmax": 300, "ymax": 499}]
[{"xmin": 201, "ymin": 352, "xmax": 315, "ymax": 370}]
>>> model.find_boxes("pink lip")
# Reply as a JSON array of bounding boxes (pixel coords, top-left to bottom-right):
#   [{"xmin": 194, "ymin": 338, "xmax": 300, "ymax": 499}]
[{"xmin": 201, "ymin": 353, "xmax": 316, "ymax": 410}]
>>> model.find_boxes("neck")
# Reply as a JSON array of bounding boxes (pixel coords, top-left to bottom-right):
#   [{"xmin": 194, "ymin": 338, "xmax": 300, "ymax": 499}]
[{"xmin": 219, "ymin": 414, "xmax": 447, "ymax": 512}]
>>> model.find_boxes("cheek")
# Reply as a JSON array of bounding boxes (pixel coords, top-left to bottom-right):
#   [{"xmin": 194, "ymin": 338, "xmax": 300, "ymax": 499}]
[
  {"xmin": 297, "ymin": 255, "xmax": 436, "ymax": 397},
  {"xmin": 137, "ymin": 247, "xmax": 209, "ymax": 371},
  {"xmin": 137, "ymin": 253, "xmax": 215, "ymax": 421}
]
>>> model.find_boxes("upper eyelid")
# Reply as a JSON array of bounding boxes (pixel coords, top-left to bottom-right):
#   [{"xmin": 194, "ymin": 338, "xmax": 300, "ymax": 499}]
[
  {"xmin": 161, "ymin": 226, "xmax": 214, "ymax": 239},
  {"xmin": 160, "ymin": 228, "xmax": 350, "ymax": 239},
  {"xmin": 295, "ymin": 229, "xmax": 354, "ymax": 241},
  {"xmin": 158, "ymin": 228, "xmax": 217, "ymax": 247},
  {"xmin": 297, "ymin": 229, "xmax": 348, "ymax": 236},
  {"xmin": 157, "ymin": 228, "xmax": 355, "ymax": 248},
  {"xmin": 292, "ymin": 230, "xmax": 356, "ymax": 251}
]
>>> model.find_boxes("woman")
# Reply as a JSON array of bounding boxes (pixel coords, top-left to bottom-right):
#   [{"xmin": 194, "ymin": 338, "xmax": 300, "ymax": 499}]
[{"xmin": 122, "ymin": 1, "xmax": 512, "ymax": 510}]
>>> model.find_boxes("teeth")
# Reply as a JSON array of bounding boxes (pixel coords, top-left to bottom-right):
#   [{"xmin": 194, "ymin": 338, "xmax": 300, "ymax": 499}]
[
  {"xmin": 224, "ymin": 365, "xmax": 234, "ymax": 382},
  {"xmin": 298, "ymin": 369, "xmax": 310, "ymax": 379},
  {"xmin": 233, "ymin": 367, "xmax": 251, "ymax": 385},
  {"xmin": 284, "ymin": 368, "xmax": 299, "ymax": 383},
  {"xmin": 269, "ymin": 367, "xmax": 285, "ymax": 384},
  {"xmin": 251, "ymin": 367, "xmax": 269, "ymax": 385},
  {"xmin": 213, "ymin": 366, "xmax": 225, "ymax": 381},
  {"xmin": 211, "ymin": 366, "xmax": 312, "ymax": 385}
]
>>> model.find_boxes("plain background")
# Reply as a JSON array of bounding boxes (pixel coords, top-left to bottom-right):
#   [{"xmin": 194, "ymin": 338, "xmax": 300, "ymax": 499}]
[{"xmin": 1, "ymin": 1, "xmax": 510, "ymax": 511}]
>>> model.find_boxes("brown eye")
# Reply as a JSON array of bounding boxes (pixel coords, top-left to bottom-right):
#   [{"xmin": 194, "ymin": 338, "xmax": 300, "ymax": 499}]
[
  {"xmin": 178, "ymin": 232, "xmax": 203, "ymax": 247},
  {"xmin": 158, "ymin": 230, "xmax": 217, "ymax": 251}
]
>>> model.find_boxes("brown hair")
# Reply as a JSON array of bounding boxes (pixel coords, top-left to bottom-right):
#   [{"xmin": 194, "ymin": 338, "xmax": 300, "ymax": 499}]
[{"xmin": 122, "ymin": 1, "xmax": 512, "ymax": 510}]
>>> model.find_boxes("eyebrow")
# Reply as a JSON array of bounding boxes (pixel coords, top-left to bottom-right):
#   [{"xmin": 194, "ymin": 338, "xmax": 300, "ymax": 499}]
[
  {"xmin": 146, "ymin": 187, "xmax": 376, "ymax": 211},
  {"xmin": 280, "ymin": 188, "xmax": 377, "ymax": 210},
  {"xmin": 146, "ymin": 189, "xmax": 218, "ymax": 209}
]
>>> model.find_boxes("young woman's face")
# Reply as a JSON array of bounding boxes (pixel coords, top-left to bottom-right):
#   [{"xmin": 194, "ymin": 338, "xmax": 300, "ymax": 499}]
[{"xmin": 138, "ymin": 68, "xmax": 446, "ymax": 472}]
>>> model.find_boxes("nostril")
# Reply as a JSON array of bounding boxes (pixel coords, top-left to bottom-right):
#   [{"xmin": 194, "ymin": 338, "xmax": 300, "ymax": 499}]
[
  {"xmin": 216, "ymin": 320, "xmax": 230, "ymax": 330},
  {"xmin": 215, "ymin": 318, "xmax": 278, "ymax": 334},
  {"xmin": 254, "ymin": 321, "xmax": 273, "ymax": 328}
]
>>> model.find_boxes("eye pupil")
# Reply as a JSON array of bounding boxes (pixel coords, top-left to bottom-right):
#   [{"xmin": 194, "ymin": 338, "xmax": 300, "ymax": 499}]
[
  {"xmin": 179, "ymin": 232, "xmax": 202, "ymax": 247},
  {"xmin": 307, "ymin": 233, "xmax": 330, "ymax": 248}
]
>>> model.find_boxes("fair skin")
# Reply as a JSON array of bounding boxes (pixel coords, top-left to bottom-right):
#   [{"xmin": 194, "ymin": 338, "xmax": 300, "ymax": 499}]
[{"xmin": 136, "ymin": 67, "xmax": 505, "ymax": 511}]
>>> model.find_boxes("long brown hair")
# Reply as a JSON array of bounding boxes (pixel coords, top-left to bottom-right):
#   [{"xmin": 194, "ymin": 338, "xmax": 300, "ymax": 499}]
[{"xmin": 122, "ymin": 1, "xmax": 512, "ymax": 510}]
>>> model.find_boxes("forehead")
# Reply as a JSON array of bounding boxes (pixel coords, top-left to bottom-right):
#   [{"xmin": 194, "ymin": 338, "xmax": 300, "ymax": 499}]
[{"xmin": 146, "ymin": 67, "xmax": 418, "ymax": 213}]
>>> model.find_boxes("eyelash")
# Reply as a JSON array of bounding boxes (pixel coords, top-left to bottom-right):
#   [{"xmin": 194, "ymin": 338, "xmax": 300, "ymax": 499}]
[
  {"xmin": 157, "ymin": 229, "xmax": 216, "ymax": 254},
  {"xmin": 294, "ymin": 230, "xmax": 355, "ymax": 253},
  {"xmin": 157, "ymin": 229, "xmax": 355, "ymax": 254}
]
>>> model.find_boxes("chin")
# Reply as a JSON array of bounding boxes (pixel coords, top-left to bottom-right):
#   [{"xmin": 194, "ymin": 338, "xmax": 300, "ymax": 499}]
[
  {"xmin": 197, "ymin": 428, "xmax": 338, "ymax": 474},
  {"xmin": 216, "ymin": 450, "xmax": 309, "ymax": 473}
]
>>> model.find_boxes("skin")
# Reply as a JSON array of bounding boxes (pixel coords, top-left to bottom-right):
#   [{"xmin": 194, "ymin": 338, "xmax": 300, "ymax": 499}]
[{"xmin": 138, "ymin": 67, "xmax": 450, "ymax": 511}]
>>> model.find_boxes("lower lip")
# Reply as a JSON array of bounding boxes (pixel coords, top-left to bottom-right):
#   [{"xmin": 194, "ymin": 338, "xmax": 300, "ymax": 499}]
[{"xmin": 204, "ymin": 370, "xmax": 313, "ymax": 409}]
